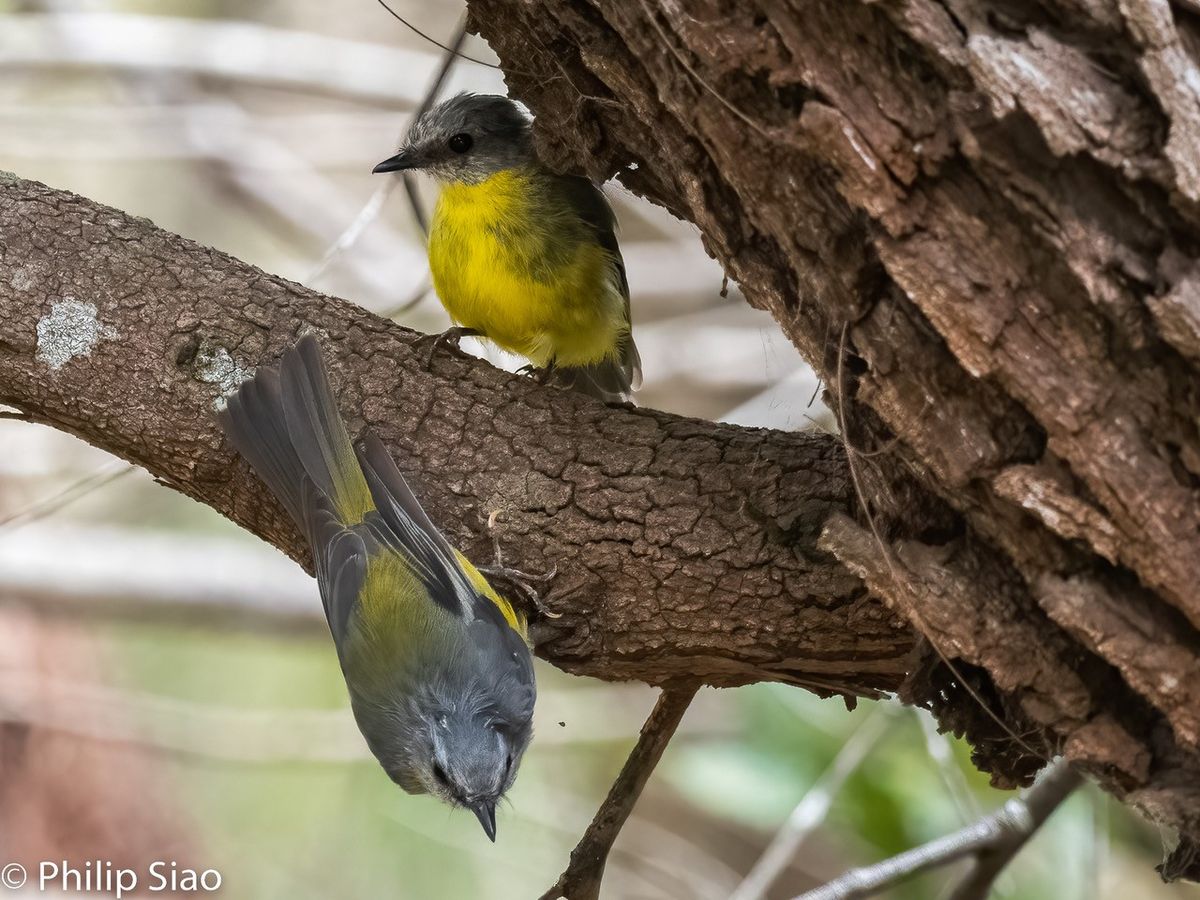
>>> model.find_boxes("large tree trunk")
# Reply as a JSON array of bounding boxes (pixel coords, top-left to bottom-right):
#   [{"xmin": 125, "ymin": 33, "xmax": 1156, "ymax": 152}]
[{"xmin": 465, "ymin": 0, "xmax": 1200, "ymax": 875}]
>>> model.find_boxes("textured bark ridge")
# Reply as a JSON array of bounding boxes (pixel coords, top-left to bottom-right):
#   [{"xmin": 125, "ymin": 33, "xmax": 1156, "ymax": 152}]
[
  {"xmin": 464, "ymin": 0, "xmax": 1200, "ymax": 867},
  {"xmin": 0, "ymin": 174, "xmax": 910, "ymax": 698}
]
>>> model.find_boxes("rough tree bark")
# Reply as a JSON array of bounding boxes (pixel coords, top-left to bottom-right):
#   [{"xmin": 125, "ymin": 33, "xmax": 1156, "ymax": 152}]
[{"xmin": 462, "ymin": 0, "xmax": 1200, "ymax": 875}]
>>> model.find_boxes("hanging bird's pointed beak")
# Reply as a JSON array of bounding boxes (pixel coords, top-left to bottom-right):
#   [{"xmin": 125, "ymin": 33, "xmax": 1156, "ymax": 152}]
[
  {"xmin": 372, "ymin": 150, "xmax": 416, "ymax": 174},
  {"xmin": 470, "ymin": 800, "xmax": 497, "ymax": 842}
]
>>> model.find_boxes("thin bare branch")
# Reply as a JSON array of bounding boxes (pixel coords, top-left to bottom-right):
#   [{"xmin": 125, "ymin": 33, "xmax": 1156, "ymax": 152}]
[
  {"xmin": 794, "ymin": 761, "xmax": 1082, "ymax": 900},
  {"xmin": 539, "ymin": 685, "xmax": 699, "ymax": 900},
  {"xmin": 395, "ymin": 16, "xmax": 471, "ymax": 241},
  {"xmin": 305, "ymin": 181, "xmax": 399, "ymax": 287},
  {"xmin": 0, "ymin": 464, "xmax": 135, "ymax": 530}
]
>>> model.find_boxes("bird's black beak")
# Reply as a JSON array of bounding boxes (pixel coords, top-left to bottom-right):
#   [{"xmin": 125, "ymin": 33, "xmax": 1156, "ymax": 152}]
[
  {"xmin": 470, "ymin": 800, "xmax": 497, "ymax": 842},
  {"xmin": 372, "ymin": 151, "xmax": 414, "ymax": 174}
]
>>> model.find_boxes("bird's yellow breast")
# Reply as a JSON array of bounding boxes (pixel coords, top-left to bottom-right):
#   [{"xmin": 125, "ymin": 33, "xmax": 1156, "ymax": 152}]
[{"xmin": 429, "ymin": 168, "xmax": 624, "ymax": 368}]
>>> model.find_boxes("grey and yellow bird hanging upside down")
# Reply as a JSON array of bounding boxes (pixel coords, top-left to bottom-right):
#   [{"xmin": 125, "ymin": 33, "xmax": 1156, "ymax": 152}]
[
  {"xmin": 218, "ymin": 336, "xmax": 535, "ymax": 841},
  {"xmin": 374, "ymin": 93, "xmax": 642, "ymax": 404}
]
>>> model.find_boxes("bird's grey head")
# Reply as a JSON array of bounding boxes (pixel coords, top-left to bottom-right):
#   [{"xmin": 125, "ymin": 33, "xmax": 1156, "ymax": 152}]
[
  {"xmin": 349, "ymin": 646, "xmax": 535, "ymax": 841},
  {"xmin": 373, "ymin": 93, "xmax": 534, "ymax": 185}
]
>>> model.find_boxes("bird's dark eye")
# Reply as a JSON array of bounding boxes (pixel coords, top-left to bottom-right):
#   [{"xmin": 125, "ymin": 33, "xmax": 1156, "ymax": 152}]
[
  {"xmin": 432, "ymin": 762, "xmax": 449, "ymax": 786},
  {"xmin": 448, "ymin": 133, "xmax": 473, "ymax": 153}
]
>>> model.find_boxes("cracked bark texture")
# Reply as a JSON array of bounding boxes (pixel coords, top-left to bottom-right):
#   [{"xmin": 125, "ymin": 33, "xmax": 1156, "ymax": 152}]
[
  {"xmin": 0, "ymin": 173, "xmax": 910, "ymax": 701},
  {"xmin": 463, "ymin": 0, "xmax": 1200, "ymax": 871}
]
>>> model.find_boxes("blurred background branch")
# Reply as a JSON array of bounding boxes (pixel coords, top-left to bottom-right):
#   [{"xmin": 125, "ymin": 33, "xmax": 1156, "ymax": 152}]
[{"xmin": 795, "ymin": 761, "xmax": 1082, "ymax": 900}]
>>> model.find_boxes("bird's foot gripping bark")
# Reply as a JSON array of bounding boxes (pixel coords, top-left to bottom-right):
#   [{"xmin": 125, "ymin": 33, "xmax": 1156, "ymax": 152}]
[
  {"xmin": 515, "ymin": 361, "xmax": 556, "ymax": 385},
  {"xmin": 478, "ymin": 561, "xmax": 560, "ymax": 620},
  {"xmin": 413, "ymin": 326, "xmax": 481, "ymax": 367},
  {"xmin": 481, "ymin": 509, "xmax": 560, "ymax": 621}
]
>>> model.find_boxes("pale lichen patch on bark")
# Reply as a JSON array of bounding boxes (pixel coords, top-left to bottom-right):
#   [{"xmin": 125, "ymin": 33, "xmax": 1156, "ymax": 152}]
[
  {"xmin": 35, "ymin": 298, "xmax": 118, "ymax": 371},
  {"xmin": 193, "ymin": 344, "xmax": 254, "ymax": 410}
]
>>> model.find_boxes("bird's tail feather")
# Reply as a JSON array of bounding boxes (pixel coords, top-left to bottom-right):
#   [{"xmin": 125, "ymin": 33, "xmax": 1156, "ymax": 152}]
[
  {"xmin": 218, "ymin": 335, "xmax": 373, "ymax": 528},
  {"xmin": 219, "ymin": 366, "xmax": 307, "ymax": 528},
  {"xmin": 553, "ymin": 335, "xmax": 642, "ymax": 404}
]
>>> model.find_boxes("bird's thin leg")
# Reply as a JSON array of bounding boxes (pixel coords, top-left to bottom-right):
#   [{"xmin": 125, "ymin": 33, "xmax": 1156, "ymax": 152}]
[{"xmin": 535, "ymin": 358, "xmax": 557, "ymax": 385}]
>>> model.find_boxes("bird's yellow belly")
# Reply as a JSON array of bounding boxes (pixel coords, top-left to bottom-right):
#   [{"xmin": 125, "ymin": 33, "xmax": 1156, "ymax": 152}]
[{"xmin": 428, "ymin": 172, "xmax": 623, "ymax": 369}]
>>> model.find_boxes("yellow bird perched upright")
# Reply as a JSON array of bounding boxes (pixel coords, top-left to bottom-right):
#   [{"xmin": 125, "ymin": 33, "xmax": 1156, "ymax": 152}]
[{"xmin": 373, "ymin": 93, "xmax": 641, "ymax": 403}]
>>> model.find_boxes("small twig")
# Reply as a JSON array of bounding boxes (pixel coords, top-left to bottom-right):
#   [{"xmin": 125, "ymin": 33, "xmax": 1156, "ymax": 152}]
[
  {"xmin": 1087, "ymin": 790, "xmax": 1108, "ymax": 900},
  {"xmin": 401, "ymin": 172, "xmax": 429, "ymax": 236},
  {"xmin": 806, "ymin": 378, "xmax": 824, "ymax": 410},
  {"xmin": 633, "ymin": 0, "xmax": 778, "ymax": 140},
  {"xmin": 731, "ymin": 706, "xmax": 895, "ymax": 900},
  {"xmin": 395, "ymin": 16, "xmax": 471, "ymax": 241},
  {"xmin": 0, "ymin": 410, "xmax": 31, "ymax": 422},
  {"xmin": 305, "ymin": 181, "xmax": 396, "ymax": 285},
  {"xmin": 802, "ymin": 413, "xmax": 835, "ymax": 434},
  {"xmin": 852, "ymin": 435, "xmax": 901, "ymax": 459},
  {"xmin": 945, "ymin": 765, "xmax": 1080, "ymax": 900},
  {"xmin": 539, "ymin": 685, "xmax": 699, "ymax": 900},
  {"xmin": 373, "ymin": 0, "xmax": 501, "ymax": 69},
  {"xmin": 794, "ymin": 760, "xmax": 1082, "ymax": 900}
]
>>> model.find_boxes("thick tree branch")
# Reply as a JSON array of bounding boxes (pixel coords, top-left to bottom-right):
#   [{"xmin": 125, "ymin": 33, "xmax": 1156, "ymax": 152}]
[{"xmin": 0, "ymin": 172, "xmax": 911, "ymax": 695}]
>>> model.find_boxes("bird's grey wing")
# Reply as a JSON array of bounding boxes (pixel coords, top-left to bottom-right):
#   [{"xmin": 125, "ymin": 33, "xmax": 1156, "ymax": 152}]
[
  {"xmin": 554, "ymin": 174, "xmax": 643, "ymax": 395},
  {"xmin": 352, "ymin": 431, "xmax": 475, "ymax": 619},
  {"xmin": 555, "ymin": 173, "xmax": 629, "ymax": 299}
]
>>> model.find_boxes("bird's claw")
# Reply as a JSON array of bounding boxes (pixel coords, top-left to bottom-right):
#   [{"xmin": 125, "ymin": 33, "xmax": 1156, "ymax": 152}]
[
  {"xmin": 413, "ymin": 326, "xmax": 480, "ymax": 367},
  {"xmin": 515, "ymin": 362, "xmax": 556, "ymax": 385},
  {"xmin": 478, "ymin": 564, "xmax": 562, "ymax": 619}
]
